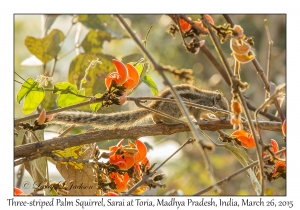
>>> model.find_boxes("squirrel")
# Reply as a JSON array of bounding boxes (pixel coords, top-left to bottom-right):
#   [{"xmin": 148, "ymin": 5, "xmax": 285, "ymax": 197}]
[{"xmin": 50, "ymin": 84, "xmax": 229, "ymax": 129}]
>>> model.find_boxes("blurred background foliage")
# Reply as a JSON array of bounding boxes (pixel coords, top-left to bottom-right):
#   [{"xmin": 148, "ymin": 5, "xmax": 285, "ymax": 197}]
[{"xmin": 14, "ymin": 14, "xmax": 286, "ymax": 195}]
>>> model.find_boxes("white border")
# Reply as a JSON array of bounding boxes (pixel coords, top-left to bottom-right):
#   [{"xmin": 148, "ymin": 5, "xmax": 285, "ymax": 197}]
[{"xmin": 2, "ymin": 0, "xmax": 298, "ymax": 209}]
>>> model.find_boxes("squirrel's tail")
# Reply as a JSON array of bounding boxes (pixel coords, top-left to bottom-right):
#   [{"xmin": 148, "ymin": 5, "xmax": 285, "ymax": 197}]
[{"xmin": 49, "ymin": 109, "xmax": 152, "ymax": 129}]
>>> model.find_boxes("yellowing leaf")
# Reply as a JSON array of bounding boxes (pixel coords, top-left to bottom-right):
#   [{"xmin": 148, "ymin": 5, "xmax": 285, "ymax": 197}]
[
  {"xmin": 56, "ymin": 145, "xmax": 97, "ymax": 195},
  {"xmin": 81, "ymin": 29, "xmax": 111, "ymax": 53},
  {"xmin": 78, "ymin": 15, "xmax": 124, "ymax": 39},
  {"xmin": 25, "ymin": 29, "xmax": 65, "ymax": 63},
  {"xmin": 265, "ymin": 188, "xmax": 275, "ymax": 196},
  {"xmin": 53, "ymin": 145, "xmax": 87, "ymax": 169},
  {"xmin": 69, "ymin": 53, "xmax": 115, "ymax": 97}
]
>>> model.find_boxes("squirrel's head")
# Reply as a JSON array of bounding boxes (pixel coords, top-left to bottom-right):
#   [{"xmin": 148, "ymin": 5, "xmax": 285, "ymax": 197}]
[{"xmin": 213, "ymin": 91, "xmax": 229, "ymax": 119}]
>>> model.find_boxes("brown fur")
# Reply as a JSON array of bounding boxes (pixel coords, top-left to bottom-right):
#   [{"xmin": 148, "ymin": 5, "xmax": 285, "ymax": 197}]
[{"xmin": 50, "ymin": 84, "xmax": 229, "ymax": 129}]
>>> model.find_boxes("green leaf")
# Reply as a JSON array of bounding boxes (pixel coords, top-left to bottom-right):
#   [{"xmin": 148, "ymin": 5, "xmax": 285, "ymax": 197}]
[
  {"xmin": 225, "ymin": 145, "xmax": 261, "ymax": 195},
  {"xmin": 135, "ymin": 63, "xmax": 144, "ymax": 76},
  {"xmin": 90, "ymin": 93, "xmax": 103, "ymax": 112},
  {"xmin": 53, "ymin": 82, "xmax": 77, "ymax": 94},
  {"xmin": 54, "ymin": 82, "xmax": 86, "ymax": 108},
  {"xmin": 140, "ymin": 62, "xmax": 150, "ymax": 78},
  {"xmin": 25, "ymin": 29, "xmax": 65, "ymax": 63},
  {"xmin": 127, "ymin": 62, "xmax": 143, "ymax": 75},
  {"xmin": 81, "ymin": 29, "xmax": 111, "ymax": 53},
  {"xmin": 23, "ymin": 90, "xmax": 45, "ymax": 114},
  {"xmin": 17, "ymin": 78, "xmax": 37, "ymax": 103},
  {"xmin": 69, "ymin": 53, "xmax": 115, "ymax": 98},
  {"xmin": 225, "ymin": 145, "xmax": 253, "ymax": 166},
  {"xmin": 78, "ymin": 15, "xmax": 124, "ymax": 39},
  {"xmin": 56, "ymin": 88, "xmax": 86, "ymax": 108},
  {"xmin": 142, "ymin": 75, "xmax": 158, "ymax": 96},
  {"xmin": 78, "ymin": 88, "xmax": 85, "ymax": 96},
  {"xmin": 16, "ymin": 78, "xmax": 45, "ymax": 114},
  {"xmin": 124, "ymin": 54, "xmax": 150, "ymax": 78}
]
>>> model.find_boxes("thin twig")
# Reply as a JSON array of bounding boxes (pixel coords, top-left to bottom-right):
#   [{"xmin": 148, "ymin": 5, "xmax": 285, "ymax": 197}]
[
  {"xmin": 41, "ymin": 15, "xmax": 48, "ymax": 37},
  {"xmin": 142, "ymin": 25, "xmax": 153, "ymax": 60},
  {"xmin": 196, "ymin": 140, "xmax": 222, "ymax": 194},
  {"xmin": 59, "ymin": 15, "xmax": 77, "ymax": 49},
  {"xmin": 47, "ymin": 15, "xmax": 78, "ymax": 77},
  {"xmin": 199, "ymin": 43, "xmax": 280, "ymax": 121},
  {"xmin": 223, "ymin": 14, "xmax": 234, "ymax": 27},
  {"xmin": 154, "ymin": 138, "xmax": 195, "ymax": 172},
  {"xmin": 237, "ymin": 90, "xmax": 265, "ymax": 195},
  {"xmin": 14, "ymin": 80, "xmax": 23, "ymax": 85},
  {"xmin": 43, "ymin": 88, "xmax": 92, "ymax": 99},
  {"xmin": 58, "ymin": 125, "xmax": 76, "ymax": 137},
  {"xmin": 174, "ymin": 15, "xmax": 188, "ymax": 49},
  {"xmin": 75, "ymin": 22, "xmax": 82, "ymax": 55},
  {"xmin": 57, "ymin": 47, "xmax": 76, "ymax": 60},
  {"xmin": 133, "ymin": 98, "xmax": 186, "ymax": 124},
  {"xmin": 14, "ymin": 94, "xmax": 229, "ymax": 127},
  {"xmin": 198, "ymin": 130, "xmax": 225, "ymax": 148},
  {"xmin": 178, "ymin": 15, "xmax": 208, "ymax": 35},
  {"xmin": 79, "ymin": 58, "xmax": 102, "ymax": 90},
  {"xmin": 135, "ymin": 93, "xmax": 229, "ymax": 151},
  {"xmin": 14, "ymin": 72, "xmax": 27, "ymax": 82},
  {"xmin": 246, "ymin": 102, "xmax": 280, "ymax": 122},
  {"xmin": 264, "ymin": 19, "xmax": 273, "ymax": 86},
  {"xmin": 193, "ymin": 148, "xmax": 286, "ymax": 195},
  {"xmin": 200, "ymin": 43, "xmax": 231, "ymax": 86},
  {"xmin": 49, "ymin": 57, "xmax": 57, "ymax": 77},
  {"xmin": 128, "ymin": 97, "xmax": 231, "ymax": 115},
  {"xmin": 203, "ymin": 14, "xmax": 264, "ymax": 195},
  {"xmin": 254, "ymin": 84, "xmax": 286, "ymax": 157},
  {"xmin": 14, "ymin": 97, "xmax": 104, "ymax": 126},
  {"xmin": 126, "ymin": 138, "xmax": 195, "ymax": 195},
  {"xmin": 115, "ymin": 14, "xmax": 219, "ymax": 189},
  {"xmin": 160, "ymin": 64, "xmax": 194, "ymax": 84},
  {"xmin": 224, "ymin": 15, "xmax": 285, "ymax": 123},
  {"xmin": 25, "ymin": 130, "xmax": 41, "ymax": 143}
]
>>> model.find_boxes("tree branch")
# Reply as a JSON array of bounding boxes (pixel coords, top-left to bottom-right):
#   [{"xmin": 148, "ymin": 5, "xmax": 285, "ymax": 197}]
[{"xmin": 14, "ymin": 120, "xmax": 281, "ymax": 165}]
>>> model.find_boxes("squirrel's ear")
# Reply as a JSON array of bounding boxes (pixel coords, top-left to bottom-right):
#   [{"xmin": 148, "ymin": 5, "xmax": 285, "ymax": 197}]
[{"xmin": 214, "ymin": 93, "xmax": 222, "ymax": 104}]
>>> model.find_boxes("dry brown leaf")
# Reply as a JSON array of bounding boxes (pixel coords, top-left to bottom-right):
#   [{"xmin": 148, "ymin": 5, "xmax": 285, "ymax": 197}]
[{"xmin": 56, "ymin": 144, "xmax": 97, "ymax": 195}]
